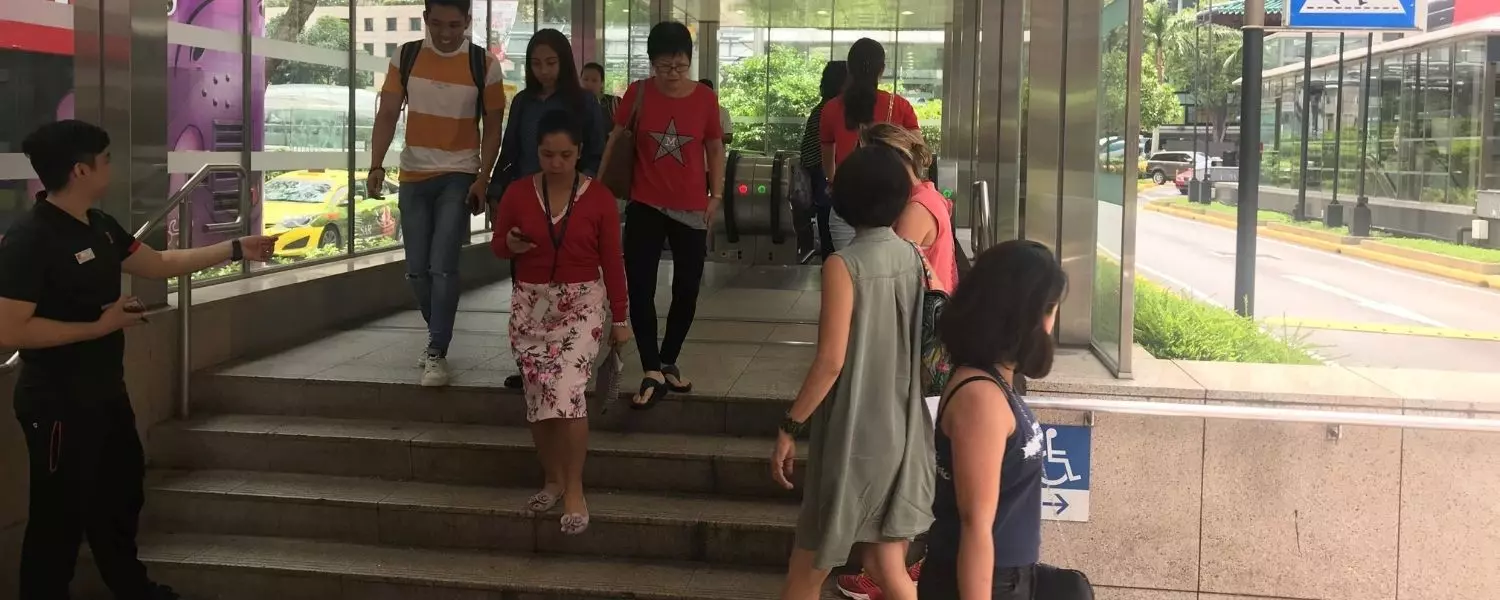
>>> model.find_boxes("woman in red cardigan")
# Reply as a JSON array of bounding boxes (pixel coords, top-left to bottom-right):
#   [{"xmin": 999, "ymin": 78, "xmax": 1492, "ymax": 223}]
[{"xmin": 493, "ymin": 109, "xmax": 630, "ymax": 536}]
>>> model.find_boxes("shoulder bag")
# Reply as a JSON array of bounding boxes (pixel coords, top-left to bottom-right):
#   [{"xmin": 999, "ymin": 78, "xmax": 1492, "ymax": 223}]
[{"xmin": 598, "ymin": 80, "xmax": 646, "ymax": 199}]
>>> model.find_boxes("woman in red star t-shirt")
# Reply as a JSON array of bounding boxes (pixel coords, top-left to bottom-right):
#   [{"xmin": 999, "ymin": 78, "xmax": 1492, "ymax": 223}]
[
  {"xmin": 818, "ymin": 38, "xmax": 920, "ymax": 252},
  {"xmin": 598, "ymin": 21, "xmax": 727, "ymax": 410}
]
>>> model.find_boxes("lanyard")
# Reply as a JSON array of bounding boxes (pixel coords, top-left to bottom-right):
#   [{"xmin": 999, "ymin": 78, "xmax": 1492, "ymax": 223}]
[{"xmin": 540, "ymin": 173, "xmax": 582, "ymax": 282}]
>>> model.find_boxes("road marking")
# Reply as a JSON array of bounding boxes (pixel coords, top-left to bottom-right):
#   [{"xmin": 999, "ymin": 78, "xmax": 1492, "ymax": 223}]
[
  {"xmin": 1137, "ymin": 263, "xmax": 1221, "ymax": 305},
  {"xmin": 1282, "ymin": 274, "xmax": 1449, "ymax": 328},
  {"xmin": 1265, "ymin": 318, "xmax": 1500, "ymax": 342},
  {"xmin": 1142, "ymin": 208, "xmax": 1500, "ymax": 299}
]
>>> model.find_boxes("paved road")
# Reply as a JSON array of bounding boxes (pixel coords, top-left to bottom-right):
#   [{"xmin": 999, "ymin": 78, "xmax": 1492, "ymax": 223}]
[{"xmin": 1112, "ymin": 187, "xmax": 1500, "ymax": 371}]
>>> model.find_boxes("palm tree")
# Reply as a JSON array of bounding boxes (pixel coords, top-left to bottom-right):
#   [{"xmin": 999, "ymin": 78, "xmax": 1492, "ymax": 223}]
[{"xmin": 1143, "ymin": 0, "xmax": 1174, "ymax": 82}]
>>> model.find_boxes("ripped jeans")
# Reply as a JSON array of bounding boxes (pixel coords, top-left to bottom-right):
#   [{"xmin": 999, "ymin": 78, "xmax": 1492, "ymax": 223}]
[{"xmin": 398, "ymin": 172, "xmax": 475, "ymax": 356}]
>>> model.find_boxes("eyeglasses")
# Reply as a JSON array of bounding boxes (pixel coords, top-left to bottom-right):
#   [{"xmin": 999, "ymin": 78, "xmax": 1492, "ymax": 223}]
[{"xmin": 653, "ymin": 62, "xmax": 691, "ymax": 74}]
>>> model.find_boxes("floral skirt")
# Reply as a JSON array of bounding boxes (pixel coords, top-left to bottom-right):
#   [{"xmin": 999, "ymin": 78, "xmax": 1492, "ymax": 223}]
[{"xmin": 509, "ymin": 280, "xmax": 606, "ymax": 423}]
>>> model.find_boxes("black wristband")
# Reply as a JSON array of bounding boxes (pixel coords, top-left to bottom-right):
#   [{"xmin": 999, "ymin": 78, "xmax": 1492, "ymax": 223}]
[
  {"xmin": 779, "ymin": 414, "xmax": 808, "ymax": 437},
  {"xmin": 230, "ymin": 239, "xmax": 244, "ymax": 261}
]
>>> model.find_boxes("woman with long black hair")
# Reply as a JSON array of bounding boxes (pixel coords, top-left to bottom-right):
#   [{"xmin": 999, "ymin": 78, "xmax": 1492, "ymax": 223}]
[
  {"xmin": 801, "ymin": 60, "xmax": 846, "ymax": 259},
  {"xmin": 491, "ymin": 28, "xmax": 608, "ymax": 389},
  {"xmin": 818, "ymin": 39, "xmax": 920, "ymax": 251},
  {"xmin": 919, "ymin": 240, "xmax": 1067, "ymax": 600}
]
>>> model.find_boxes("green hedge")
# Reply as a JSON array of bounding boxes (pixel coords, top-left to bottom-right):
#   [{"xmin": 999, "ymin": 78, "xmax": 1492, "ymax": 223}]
[{"xmin": 1133, "ymin": 278, "xmax": 1320, "ymax": 365}]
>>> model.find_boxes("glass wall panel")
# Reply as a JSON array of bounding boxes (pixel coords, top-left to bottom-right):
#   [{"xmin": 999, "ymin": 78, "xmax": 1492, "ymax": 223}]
[
  {"xmin": 1259, "ymin": 34, "xmax": 1490, "ymax": 211},
  {"xmin": 1, "ymin": 0, "xmax": 76, "ymax": 247},
  {"xmin": 168, "ymin": 0, "xmax": 256, "ymax": 283},
  {"xmin": 1092, "ymin": 0, "xmax": 1132, "ymax": 368}
]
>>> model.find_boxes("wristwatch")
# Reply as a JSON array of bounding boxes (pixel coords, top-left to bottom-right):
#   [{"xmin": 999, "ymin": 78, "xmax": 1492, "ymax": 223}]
[
  {"xmin": 779, "ymin": 413, "xmax": 808, "ymax": 437},
  {"xmin": 230, "ymin": 239, "xmax": 244, "ymax": 261}
]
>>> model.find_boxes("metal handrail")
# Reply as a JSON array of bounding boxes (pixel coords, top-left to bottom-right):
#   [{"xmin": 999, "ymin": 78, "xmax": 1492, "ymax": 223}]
[
  {"xmin": 2, "ymin": 164, "xmax": 247, "ymax": 416},
  {"xmin": 970, "ymin": 180, "xmax": 993, "ymax": 254},
  {"xmin": 1027, "ymin": 396, "xmax": 1500, "ymax": 434},
  {"xmin": 137, "ymin": 163, "xmax": 247, "ymax": 239}
]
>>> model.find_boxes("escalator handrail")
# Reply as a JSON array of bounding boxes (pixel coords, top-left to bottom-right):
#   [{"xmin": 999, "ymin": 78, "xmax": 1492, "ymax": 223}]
[
  {"xmin": 724, "ymin": 149, "xmax": 741, "ymax": 244},
  {"xmin": 769, "ymin": 151, "xmax": 786, "ymax": 245}
]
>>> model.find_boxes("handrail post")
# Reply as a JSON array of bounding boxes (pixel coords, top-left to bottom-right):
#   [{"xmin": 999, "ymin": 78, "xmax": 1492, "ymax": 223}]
[
  {"xmin": 177, "ymin": 196, "xmax": 192, "ymax": 418},
  {"xmin": 970, "ymin": 180, "xmax": 992, "ymax": 253}
]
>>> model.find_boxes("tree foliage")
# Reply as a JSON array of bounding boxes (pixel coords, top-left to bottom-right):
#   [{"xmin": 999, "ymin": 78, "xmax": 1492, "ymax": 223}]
[
  {"xmin": 1163, "ymin": 12, "xmax": 1241, "ymax": 141},
  {"xmin": 1099, "ymin": 6, "xmax": 1181, "ymax": 136},
  {"xmin": 266, "ymin": 14, "xmax": 375, "ymax": 88},
  {"xmin": 718, "ymin": 45, "xmax": 824, "ymax": 153}
]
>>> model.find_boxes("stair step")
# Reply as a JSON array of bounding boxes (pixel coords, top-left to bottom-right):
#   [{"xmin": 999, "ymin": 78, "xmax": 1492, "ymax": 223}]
[
  {"xmin": 150, "ymin": 415, "xmax": 803, "ymax": 498},
  {"xmin": 145, "ymin": 470, "xmax": 799, "ymax": 566},
  {"xmin": 82, "ymin": 533, "xmax": 790, "ymax": 600},
  {"xmin": 195, "ymin": 374, "xmax": 786, "ymax": 437}
]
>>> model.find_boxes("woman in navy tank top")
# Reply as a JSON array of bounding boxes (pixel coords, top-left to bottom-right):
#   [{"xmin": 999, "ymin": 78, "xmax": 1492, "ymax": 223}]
[{"xmin": 919, "ymin": 240, "xmax": 1067, "ymax": 600}]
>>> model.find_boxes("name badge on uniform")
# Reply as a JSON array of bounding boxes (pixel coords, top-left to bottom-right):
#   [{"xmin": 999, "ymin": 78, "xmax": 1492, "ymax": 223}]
[{"xmin": 75, "ymin": 248, "xmax": 96, "ymax": 264}]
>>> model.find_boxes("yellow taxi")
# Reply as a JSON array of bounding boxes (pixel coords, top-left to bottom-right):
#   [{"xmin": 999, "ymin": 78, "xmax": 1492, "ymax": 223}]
[{"xmin": 261, "ymin": 169, "xmax": 401, "ymax": 257}]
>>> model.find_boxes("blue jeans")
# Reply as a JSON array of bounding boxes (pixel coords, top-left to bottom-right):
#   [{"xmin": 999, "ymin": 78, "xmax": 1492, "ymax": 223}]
[{"xmin": 399, "ymin": 172, "xmax": 475, "ymax": 356}]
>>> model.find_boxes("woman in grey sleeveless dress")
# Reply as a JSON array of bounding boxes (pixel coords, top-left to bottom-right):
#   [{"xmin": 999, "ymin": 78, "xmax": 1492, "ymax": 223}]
[{"xmin": 771, "ymin": 146, "xmax": 935, "ymax": 600}]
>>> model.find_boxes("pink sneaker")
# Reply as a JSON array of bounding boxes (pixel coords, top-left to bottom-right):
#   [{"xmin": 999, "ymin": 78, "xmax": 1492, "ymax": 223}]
[
  {"xmin": 834, "ymin": 559, "xmax": 923, "ymax": 600},
  {"xmin": 835, "ymin": 571, "xmax": 881, "ymax": 600}
]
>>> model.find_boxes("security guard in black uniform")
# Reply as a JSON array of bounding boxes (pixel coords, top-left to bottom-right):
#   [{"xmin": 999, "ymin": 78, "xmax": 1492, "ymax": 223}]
[{"xmin": 0, "ymin": 121, "xmax": 277, "ymax": 599}]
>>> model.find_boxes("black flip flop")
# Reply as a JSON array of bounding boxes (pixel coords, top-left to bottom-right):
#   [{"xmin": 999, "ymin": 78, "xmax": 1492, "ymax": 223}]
[
  {"xmin": 630, "ymin": 377, "xmax": 669, "ymax": 410},
  {"xmin": 661, "ymin": 365, "xmax": 693, "ymax": 393}
]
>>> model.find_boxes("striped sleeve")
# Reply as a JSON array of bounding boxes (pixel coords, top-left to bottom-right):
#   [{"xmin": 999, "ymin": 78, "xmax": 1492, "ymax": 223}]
[
  {"xmin": 482, "ymin": 54, "xmax": 507, "ymax": 113},
  {"xmin": 381, "ymin": 54, "xmax": 403, "ymax": 95}
]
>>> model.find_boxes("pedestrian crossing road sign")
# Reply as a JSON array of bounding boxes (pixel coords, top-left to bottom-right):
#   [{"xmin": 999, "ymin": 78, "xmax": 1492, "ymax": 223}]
[
  {"xmin": 1040, "ymin": 424, "xmax": 1091, "ymax": 523},
  {"xmin": 1287, "ymin": 0, "xmax": 1425, "ymax": 30}
]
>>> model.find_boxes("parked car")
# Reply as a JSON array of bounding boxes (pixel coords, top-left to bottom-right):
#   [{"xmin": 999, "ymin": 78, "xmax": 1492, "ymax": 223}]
[
  {"xmin": 1175, "ymin": 168, "xmax": 1193, "ymax": 195},
  {"xmin": 1147, "ymin": 151, "xmax": 1217, "ymax": 185},
  {"xmin": 261, "ymin": 169, "xmax": 401, "ymax": 258}
]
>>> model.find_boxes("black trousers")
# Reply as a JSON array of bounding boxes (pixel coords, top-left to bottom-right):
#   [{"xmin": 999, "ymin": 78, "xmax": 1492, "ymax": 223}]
[
  {"xmin": 919, "ymin": 563, "xmax": 1036, "ymax": 600},
  {"xmin": 16, "ymin": 380, "xmax": 155, "ymax": 600},
  {"xmin": 623, "ymin": 202, "xmax": 707, "ymax": 372}
]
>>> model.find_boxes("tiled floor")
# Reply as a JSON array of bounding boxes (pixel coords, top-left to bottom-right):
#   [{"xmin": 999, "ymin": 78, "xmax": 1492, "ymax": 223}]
[{"xmin": 220, "ymin": 263, "xmax": 826, "ymax": 397}]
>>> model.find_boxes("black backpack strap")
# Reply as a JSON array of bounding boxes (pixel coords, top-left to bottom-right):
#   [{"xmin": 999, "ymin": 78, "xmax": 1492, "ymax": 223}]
[
  {"xmin": 468, "ymin": 43, "xmax": 488, "ymax": 119},
  {"xmin": 397, "ymin": 40, "xmax": 423, "ymax": 105}
]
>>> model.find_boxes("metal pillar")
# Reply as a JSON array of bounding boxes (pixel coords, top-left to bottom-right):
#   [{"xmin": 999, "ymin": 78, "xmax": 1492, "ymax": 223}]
[
  {"xmin": 1294, "ymin": 32, "xmax": 1312, "ymax": 221},
  {"xmin": 1329, "ymin": 33, "xmax": 1346, "ymax": 218},
  {"xmin": 1233, "ymin": 0, "xmax": 1264, "ymax": 318},
  {"xmin": 1026, "ymin": 0, "xmax": 1100, "ymax": 347},
  {"xmin": 75, "ymin": 0, "xmax": 170, "ymax": 309},
  {"xmin": 1351, "ymin": 32, "xmax": 1374, "ymax": 236}
]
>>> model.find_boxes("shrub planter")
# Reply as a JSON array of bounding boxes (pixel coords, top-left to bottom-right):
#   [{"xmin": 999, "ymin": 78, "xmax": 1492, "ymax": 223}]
[
  {"xmin": 1358, "ymin": 240, "xmax": 1500, "ymax": 275},
  {"xmin": 1266, "ymin": 223, "xmax": 1365, "ymax": 246}
]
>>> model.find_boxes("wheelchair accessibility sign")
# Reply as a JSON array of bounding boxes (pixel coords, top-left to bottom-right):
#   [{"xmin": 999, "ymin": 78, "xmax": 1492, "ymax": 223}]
[{"xmin": 1040, "ymin": 424, "xmax": 1091, "ymax": 523}]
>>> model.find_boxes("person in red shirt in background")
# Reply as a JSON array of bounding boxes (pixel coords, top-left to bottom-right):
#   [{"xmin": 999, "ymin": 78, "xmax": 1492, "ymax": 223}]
[
  {"xmin": 600, "ymin": 21, "xmax": 727, "ymax": 409},
  {"xmin": 818, "ymin": 38, "xmax": 920, "ymax": 252},
  {"xmin": 493, "ymin": 109, "xmax": 631, "ymax": 536}
]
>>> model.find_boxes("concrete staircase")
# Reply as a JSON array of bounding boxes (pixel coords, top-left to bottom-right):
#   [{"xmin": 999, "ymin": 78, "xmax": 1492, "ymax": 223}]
[{"xmin": 114, "ymin": 373, "xmax": 815, "ymax": 599}]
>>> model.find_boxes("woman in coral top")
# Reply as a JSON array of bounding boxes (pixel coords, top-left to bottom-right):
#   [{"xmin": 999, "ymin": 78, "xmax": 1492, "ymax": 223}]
[
  {"xmin": 861, "ymin": 123, "xmax": 957, "ymax": 294},
  {"xmin": 493, "ymin": 109, "xmax": 631, "ymax": 536}
]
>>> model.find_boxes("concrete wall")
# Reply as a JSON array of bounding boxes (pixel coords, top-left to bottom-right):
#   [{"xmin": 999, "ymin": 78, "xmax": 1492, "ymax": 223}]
[
  {"xmin": 1035, "ymin": 389, "xmax": 1500, "ymax": 600},
  {"xmin": 1214, "ymin": 182, "xmax": 1499, "ymax": 250},
  {"xmin": 0, "ymin": 243, "xmax": 507, "ymax": 594}
]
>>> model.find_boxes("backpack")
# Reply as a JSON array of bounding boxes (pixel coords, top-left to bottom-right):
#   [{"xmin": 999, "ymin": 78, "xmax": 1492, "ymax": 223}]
[
  {"xmin": 908, "ymin": 243, "xmax": 953, "ymax": 398},
  {"xmin": 398, "ymin": 40, "xmax": 489, "ymax": 118},
  {"xmin": 779, "ymin": 152, "xmax": 815, "ymax": 213}
]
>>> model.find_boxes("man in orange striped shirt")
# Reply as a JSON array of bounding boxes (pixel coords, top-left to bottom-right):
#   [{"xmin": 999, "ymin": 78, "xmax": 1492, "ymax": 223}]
[{"xmin": 370, "ymin": 0, "xmax": 506, "ymax": 387}]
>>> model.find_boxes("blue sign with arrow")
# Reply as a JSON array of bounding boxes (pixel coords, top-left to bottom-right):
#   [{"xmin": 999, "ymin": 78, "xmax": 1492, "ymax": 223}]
[
  {"xmin": 1040, "ymin": 424, "xmax": 1091, "ymax": 523},
  {"xmin": 1286, "ymin": 0, "xmax": 1424, "ymax": 31}
]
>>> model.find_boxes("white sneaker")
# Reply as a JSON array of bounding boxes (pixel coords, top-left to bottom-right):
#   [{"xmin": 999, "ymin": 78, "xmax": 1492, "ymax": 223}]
[
  {"xmin": 417, "ymin": 350, "xmax": 429, "ymax": 368},
  {"xmin": 421, "ymin": 355, "xmax": 451, "ymax": 387}
]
